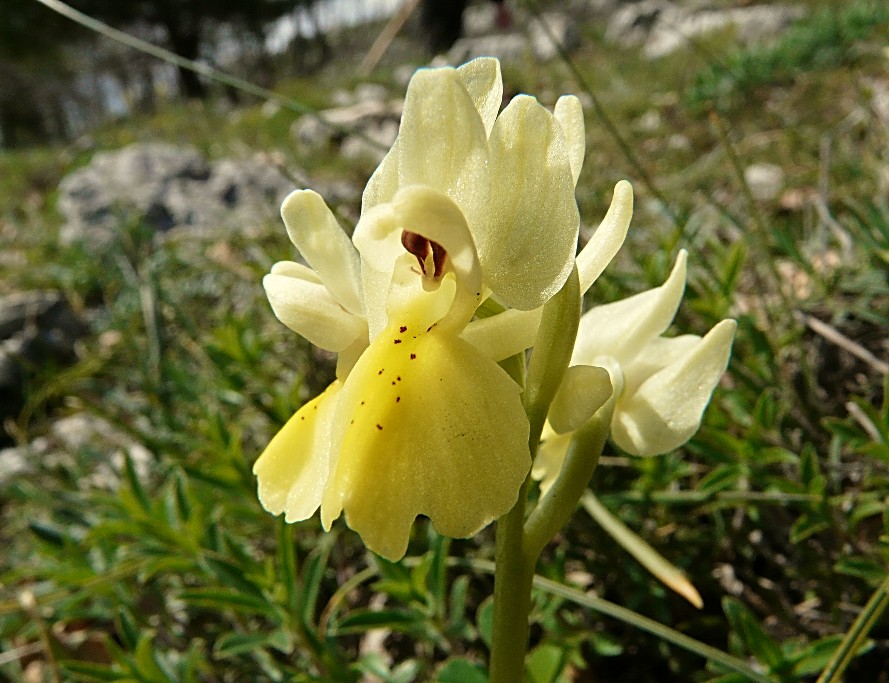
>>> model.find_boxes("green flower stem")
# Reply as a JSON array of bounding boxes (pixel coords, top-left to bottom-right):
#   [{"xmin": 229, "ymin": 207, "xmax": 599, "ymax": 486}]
[
  {"xmin": 489, "ymin": 477, "xmax": 536, "ymax": 683},
  {"xmin": 524, "ymin": 402, "xmax": 613, "ymax": 558},
  {"xmin": 489, "ymin": 268, "xmax": 581, "ymax": 682},
  {"xmin": 523, "ymin": 267, "xmax": 581, "ymax": 447}
]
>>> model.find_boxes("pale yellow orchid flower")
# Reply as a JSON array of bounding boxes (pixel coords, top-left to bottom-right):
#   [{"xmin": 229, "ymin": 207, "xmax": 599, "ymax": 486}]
[
  {"xmin": 254, "ymin": 58, "xmax": 592, "ymax": 560},
  {"xmin": 533, "ymin": 250, "xmax": 737, "ymax": 493}
]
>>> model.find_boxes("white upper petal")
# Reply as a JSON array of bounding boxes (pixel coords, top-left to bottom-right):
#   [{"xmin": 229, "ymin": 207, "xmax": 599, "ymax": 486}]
[
  {"xmin": 280, "ymin": 190, "xmax": 363, "ymax": 316},
  {"xmin": 621, "ymin": 334, "xmax": 701, "ymax": 396},
  {"xmin": 611, "ymin": 319, "xmax": 737, "ymax": 456},
  {"xmin": 573, "ymin": 250, "xmax": 687, "ymax": 367},
  {"xmin": 553, "ymin": 95, "xmax": 585, "ymax": 187},
  {"xmin": 548, "ymin": 364, "xmax": 613, "ymax": 435},
  {"xmin": 461, "ymin": 307, "xmax": 542, "ymax": 361},
  {"xmin": 482, "ymin": 95, "xmax": 579, "ymax": 310},
  {"xmin": 576, "ymin": 181, "xmax": 633, "ymax": 295},
  {"xmin": 457, "ymin": 57, "xmax": 503, "ymax": 137},
  {"xmin": 395, "ymin": 67, "xmax": 491, "ymax": 231},
  {"xmin": 362, "ymin": 137, "xmax": 401, "ymax": 213},
  {"xmin": 264, "ymin": 272, "xmax": 367, "ymax": 352}
]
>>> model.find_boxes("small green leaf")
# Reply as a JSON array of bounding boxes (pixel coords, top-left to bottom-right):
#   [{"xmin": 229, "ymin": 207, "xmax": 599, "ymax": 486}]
[
  {"xmin": 28, "ymin": 520, "xmax": 67, "ymax": 546},
  {"xmin": 722, "ymin": 597, "xmax": 784, "ymax": 670},
  {"xmin": 277, "ymin": 518, "xmax": 298, "ymax": 612},
  {"xmin": 476, "ymin": 596, "xmax": 495, "ymax": 649},
  {"xmin": 115, "ymin": 606, "xmax": 140, "ymax": 650},
  {"xmin": 436, "ymin": 658, "xmax": 488, "ymax": 683},
  {"xmin": 447, "ymin": 574, "xmax": 471, "ymax": 636},
  {"xmin": 59, "ymin": 661, "xmax": 123, "ymax": 682},
  {"xmin": 834, "ymin": 557, "xmax": 888, "ymax": 585},
  {"xmin": 790, "ymin": 513, "xmax": 830, "ymax": 543},
  {"xmin": 135, "ymin": 634, "xmax": 174, "ymax": 682},
  {"xmin": 587, "ymin": 630, "xmax": 623, "ymax": 657},
  {"xmin": 335, "ymin": 607, "xmax": 424, "ymax": 635},
  {"xmin": 697, "ymin": 464, "xmax": 743, "ymax": 494},
  {"xmin": 790, "ymin": 635, "xmax": 845, "ymax": 676},
  {"xmin": 124, "ymin": 451, "xmax": 151, "ymax": 514},
  {"xmin": 174, "ymin": 470, "xmax": 192, "ymax": 521},
  {"xmin": 214, "ymin": 633, "xmax": 272, "ymax": 658},
  {"xmin": 179, "ymin": 588, "xmax": 271, "ymax": 615},
  {"xmin": 299, "ymin": 535, "xmax": 332, "ymax": 627},
  {"xmin": 526, "ymin": 643, "xmax": 568, "ymax": 683}
]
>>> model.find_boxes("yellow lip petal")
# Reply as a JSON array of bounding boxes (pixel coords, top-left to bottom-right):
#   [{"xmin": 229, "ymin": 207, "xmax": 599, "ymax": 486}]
[
  {"xmin": 253, "ymin": 381, "xmax": 342, "ymax": 522},
  {"xmin": 321, "ymin": 323, "xmax": 530, "ymax": 561}
]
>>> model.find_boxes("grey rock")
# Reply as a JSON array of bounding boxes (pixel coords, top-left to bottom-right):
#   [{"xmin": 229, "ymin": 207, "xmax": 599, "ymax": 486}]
[
  {"xmin": 58, "ymin": 143, "xmax": 294, "ymax": 245},
  {"xmin": 0, "ymin": 413, "xmax": 151, "ymax": 489},
  {"xmin": 0, "ymin": 444, "xmax": 30, "ymax": 486},
  {"xmin": 353, "ymin": 83, "xmax": 390, "ymax": 104},
  {"xmin": 529, "ymin": 11, "xmax": 582, "ymax": 61},
  {"xmin": 292, "ymin": 96, "xmax": 403, "ymax": 165},
  {"xmin": 447, "ymin": 33, "xmax": 529, "ymax": 65},
  {"xmin": 744, "ymin": 163, "xmax": 785, "ymax": 202},
  {"xmin": 606, "ymin": 1, "xmax": 804, "ymax": 59}
]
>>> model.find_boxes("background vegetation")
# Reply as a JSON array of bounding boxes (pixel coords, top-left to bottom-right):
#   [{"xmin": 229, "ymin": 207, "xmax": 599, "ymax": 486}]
[{"xmin": 1, "ymin": 0, "xmax": 887, "ymax": 681}]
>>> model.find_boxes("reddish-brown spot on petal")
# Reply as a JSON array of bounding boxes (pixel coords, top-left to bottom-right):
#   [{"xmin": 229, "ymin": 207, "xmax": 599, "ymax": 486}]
[
  {"xmin": 376, "ymin": 424, "xmax": 383, "ymax": 430},
  {"xmin": 410, "ymin": 353, "xmax": 417, "ymax": 360},
  {"xmin": 399, "ymin": 325, "xmax": 407, "ymax": 333},
  {"xmin": 396, "ymin": 396, "xmax": 401, "ymax": 403},
  {"xmin": 394, "ymin": 339, "xmax": 402, "ymax": 344}
]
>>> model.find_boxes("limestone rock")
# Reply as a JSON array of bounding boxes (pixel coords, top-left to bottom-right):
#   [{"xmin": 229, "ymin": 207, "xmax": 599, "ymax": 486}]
[
  {"xmin": 606, "ymin": 1, "xmax": 804, "ymax": 59},
  {"xmin": 744, "ymin": 163, "xmax": 785, "ymax": 202},
  {"xmin": 58, "ymin": 143, "xmax": 294, "ymax": 245}
]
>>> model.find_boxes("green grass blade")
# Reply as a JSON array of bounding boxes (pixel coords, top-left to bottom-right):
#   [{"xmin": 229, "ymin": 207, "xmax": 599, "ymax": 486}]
[
  {"xmin": 581, "ymin": 492, "xmax": 703, "ymax": 608},
  {"xmin": 815, "ymin": 574, "xmax": 889, "ymax": 683}
]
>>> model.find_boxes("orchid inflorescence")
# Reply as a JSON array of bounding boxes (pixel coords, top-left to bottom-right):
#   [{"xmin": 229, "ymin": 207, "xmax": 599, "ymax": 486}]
[{"xmin": 252, "ymin": 57, "xmax": 735, "ymax": 562}]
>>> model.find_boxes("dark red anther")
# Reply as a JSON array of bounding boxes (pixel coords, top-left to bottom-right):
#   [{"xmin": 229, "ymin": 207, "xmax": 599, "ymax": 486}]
[
  {"xmin": 401, "ymin": 230, "xmax": 447, "ymax": 278},
  {"xmin": 401, "ymin": 231, "xmax": 430, "ymax": 275},
  {"xmin": 431, "ymin": 241, "xmax": 447, "ymax": 278}
]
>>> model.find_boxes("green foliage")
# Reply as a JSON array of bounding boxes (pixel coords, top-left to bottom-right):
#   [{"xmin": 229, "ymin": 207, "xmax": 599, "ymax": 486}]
[{"xmin": 686, "ymin": 0, "xmax": 889, "ymax": 112}]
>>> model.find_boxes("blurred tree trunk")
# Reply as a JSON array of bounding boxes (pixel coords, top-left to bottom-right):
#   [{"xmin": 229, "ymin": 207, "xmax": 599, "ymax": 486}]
[
  {"xmin": 0, "ymin": 63, "xmax": 52, "ymax": 148},
  {"xmin": 167, "ymin": 25, "xmax": 205, "ymax": 98}
]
